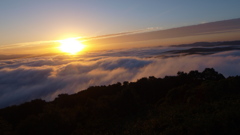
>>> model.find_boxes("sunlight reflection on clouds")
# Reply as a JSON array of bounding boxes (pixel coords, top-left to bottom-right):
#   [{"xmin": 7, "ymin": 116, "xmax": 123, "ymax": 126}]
[{"xmin": 1, "ymin": 45, "xmax": 240, "ymax": 108}]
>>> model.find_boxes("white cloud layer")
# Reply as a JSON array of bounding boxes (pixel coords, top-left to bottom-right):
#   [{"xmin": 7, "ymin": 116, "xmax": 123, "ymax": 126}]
[{"xmin": 1, "ymin": 45, "xmax": 240, "ymax": 108}]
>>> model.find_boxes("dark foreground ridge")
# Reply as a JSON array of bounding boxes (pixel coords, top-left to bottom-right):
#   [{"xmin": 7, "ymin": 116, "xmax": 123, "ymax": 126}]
[{"xmin": 1, "ymin": 68, "xmax": 240, "ymax": 135}]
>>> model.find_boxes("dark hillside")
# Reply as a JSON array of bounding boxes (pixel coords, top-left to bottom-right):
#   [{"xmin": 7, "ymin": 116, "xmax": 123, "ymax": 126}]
[{"xmin": 1, "ymin": 68, "xmax": 240, "ymax": 135}]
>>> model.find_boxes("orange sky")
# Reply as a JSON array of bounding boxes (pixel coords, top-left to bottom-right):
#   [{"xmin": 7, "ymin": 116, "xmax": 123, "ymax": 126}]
[
  {"xmin": 1, "ymin": 18, "xmax": 240, "ymax": 55},
  {"xmin": 1, "ymin": 30, "xmax": 239, "ymax": 55}
]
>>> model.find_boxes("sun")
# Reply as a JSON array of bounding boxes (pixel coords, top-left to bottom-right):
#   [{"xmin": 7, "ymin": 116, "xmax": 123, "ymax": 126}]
[{"xmin": 58, "ymin": 38, "xmax": 85, "ymax": 54}]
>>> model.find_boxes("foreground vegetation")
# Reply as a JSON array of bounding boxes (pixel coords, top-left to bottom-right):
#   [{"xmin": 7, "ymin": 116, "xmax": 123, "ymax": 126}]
[{"xmin": 1, "ymin": 68, "xmax": 240, "ymax": 135}]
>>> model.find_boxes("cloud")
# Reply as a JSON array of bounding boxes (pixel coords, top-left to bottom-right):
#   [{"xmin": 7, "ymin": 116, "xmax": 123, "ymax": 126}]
[
  {"xmin": 1, "ymin": 45, "xmax": 240, "ymax": 108},
  {"xmin": 83, "ymin": 18, "xmax": 240, "ymax": 46},
  {"xmin": 0, "ymin": 67, "xmax": 57, "ymax": 107}
]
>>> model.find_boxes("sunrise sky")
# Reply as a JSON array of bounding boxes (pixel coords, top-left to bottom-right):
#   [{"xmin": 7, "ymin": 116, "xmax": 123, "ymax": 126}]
[
  {"xmin": 1, "ymin": 0, "xmax": 240, "ymax": 54},
  {"xmin": 1, "ymin": 0, "xmax": 240, "ymax": 108}
]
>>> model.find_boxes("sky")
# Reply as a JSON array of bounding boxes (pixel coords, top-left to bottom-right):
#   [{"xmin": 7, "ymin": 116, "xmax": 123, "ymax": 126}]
[{"xmin": 1, "ymin": 0, "xmax": 240, "ymax": 46}]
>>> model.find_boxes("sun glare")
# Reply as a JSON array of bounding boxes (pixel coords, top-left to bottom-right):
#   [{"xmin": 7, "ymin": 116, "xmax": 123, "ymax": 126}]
[{"xmin": 58, "ymin": 38, "xmax": 85, "ymax": 54}]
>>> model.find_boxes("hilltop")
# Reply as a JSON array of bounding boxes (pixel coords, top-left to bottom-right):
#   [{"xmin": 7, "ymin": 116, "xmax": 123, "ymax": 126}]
[{"xmin": 1, "ymin": 68, "xmax": 240, "ymax": 135}]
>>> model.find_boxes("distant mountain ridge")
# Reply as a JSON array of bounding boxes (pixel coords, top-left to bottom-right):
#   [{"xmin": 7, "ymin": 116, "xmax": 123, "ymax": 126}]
[{"xmin": 172, "ymin": 40, "xmax": 240, "ymax": 47}]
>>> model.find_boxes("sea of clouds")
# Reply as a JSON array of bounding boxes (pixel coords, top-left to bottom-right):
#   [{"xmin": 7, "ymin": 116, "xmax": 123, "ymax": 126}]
[{"xmin": 1, "ymin": 45, "xmax": 240, "ymax": 108}]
